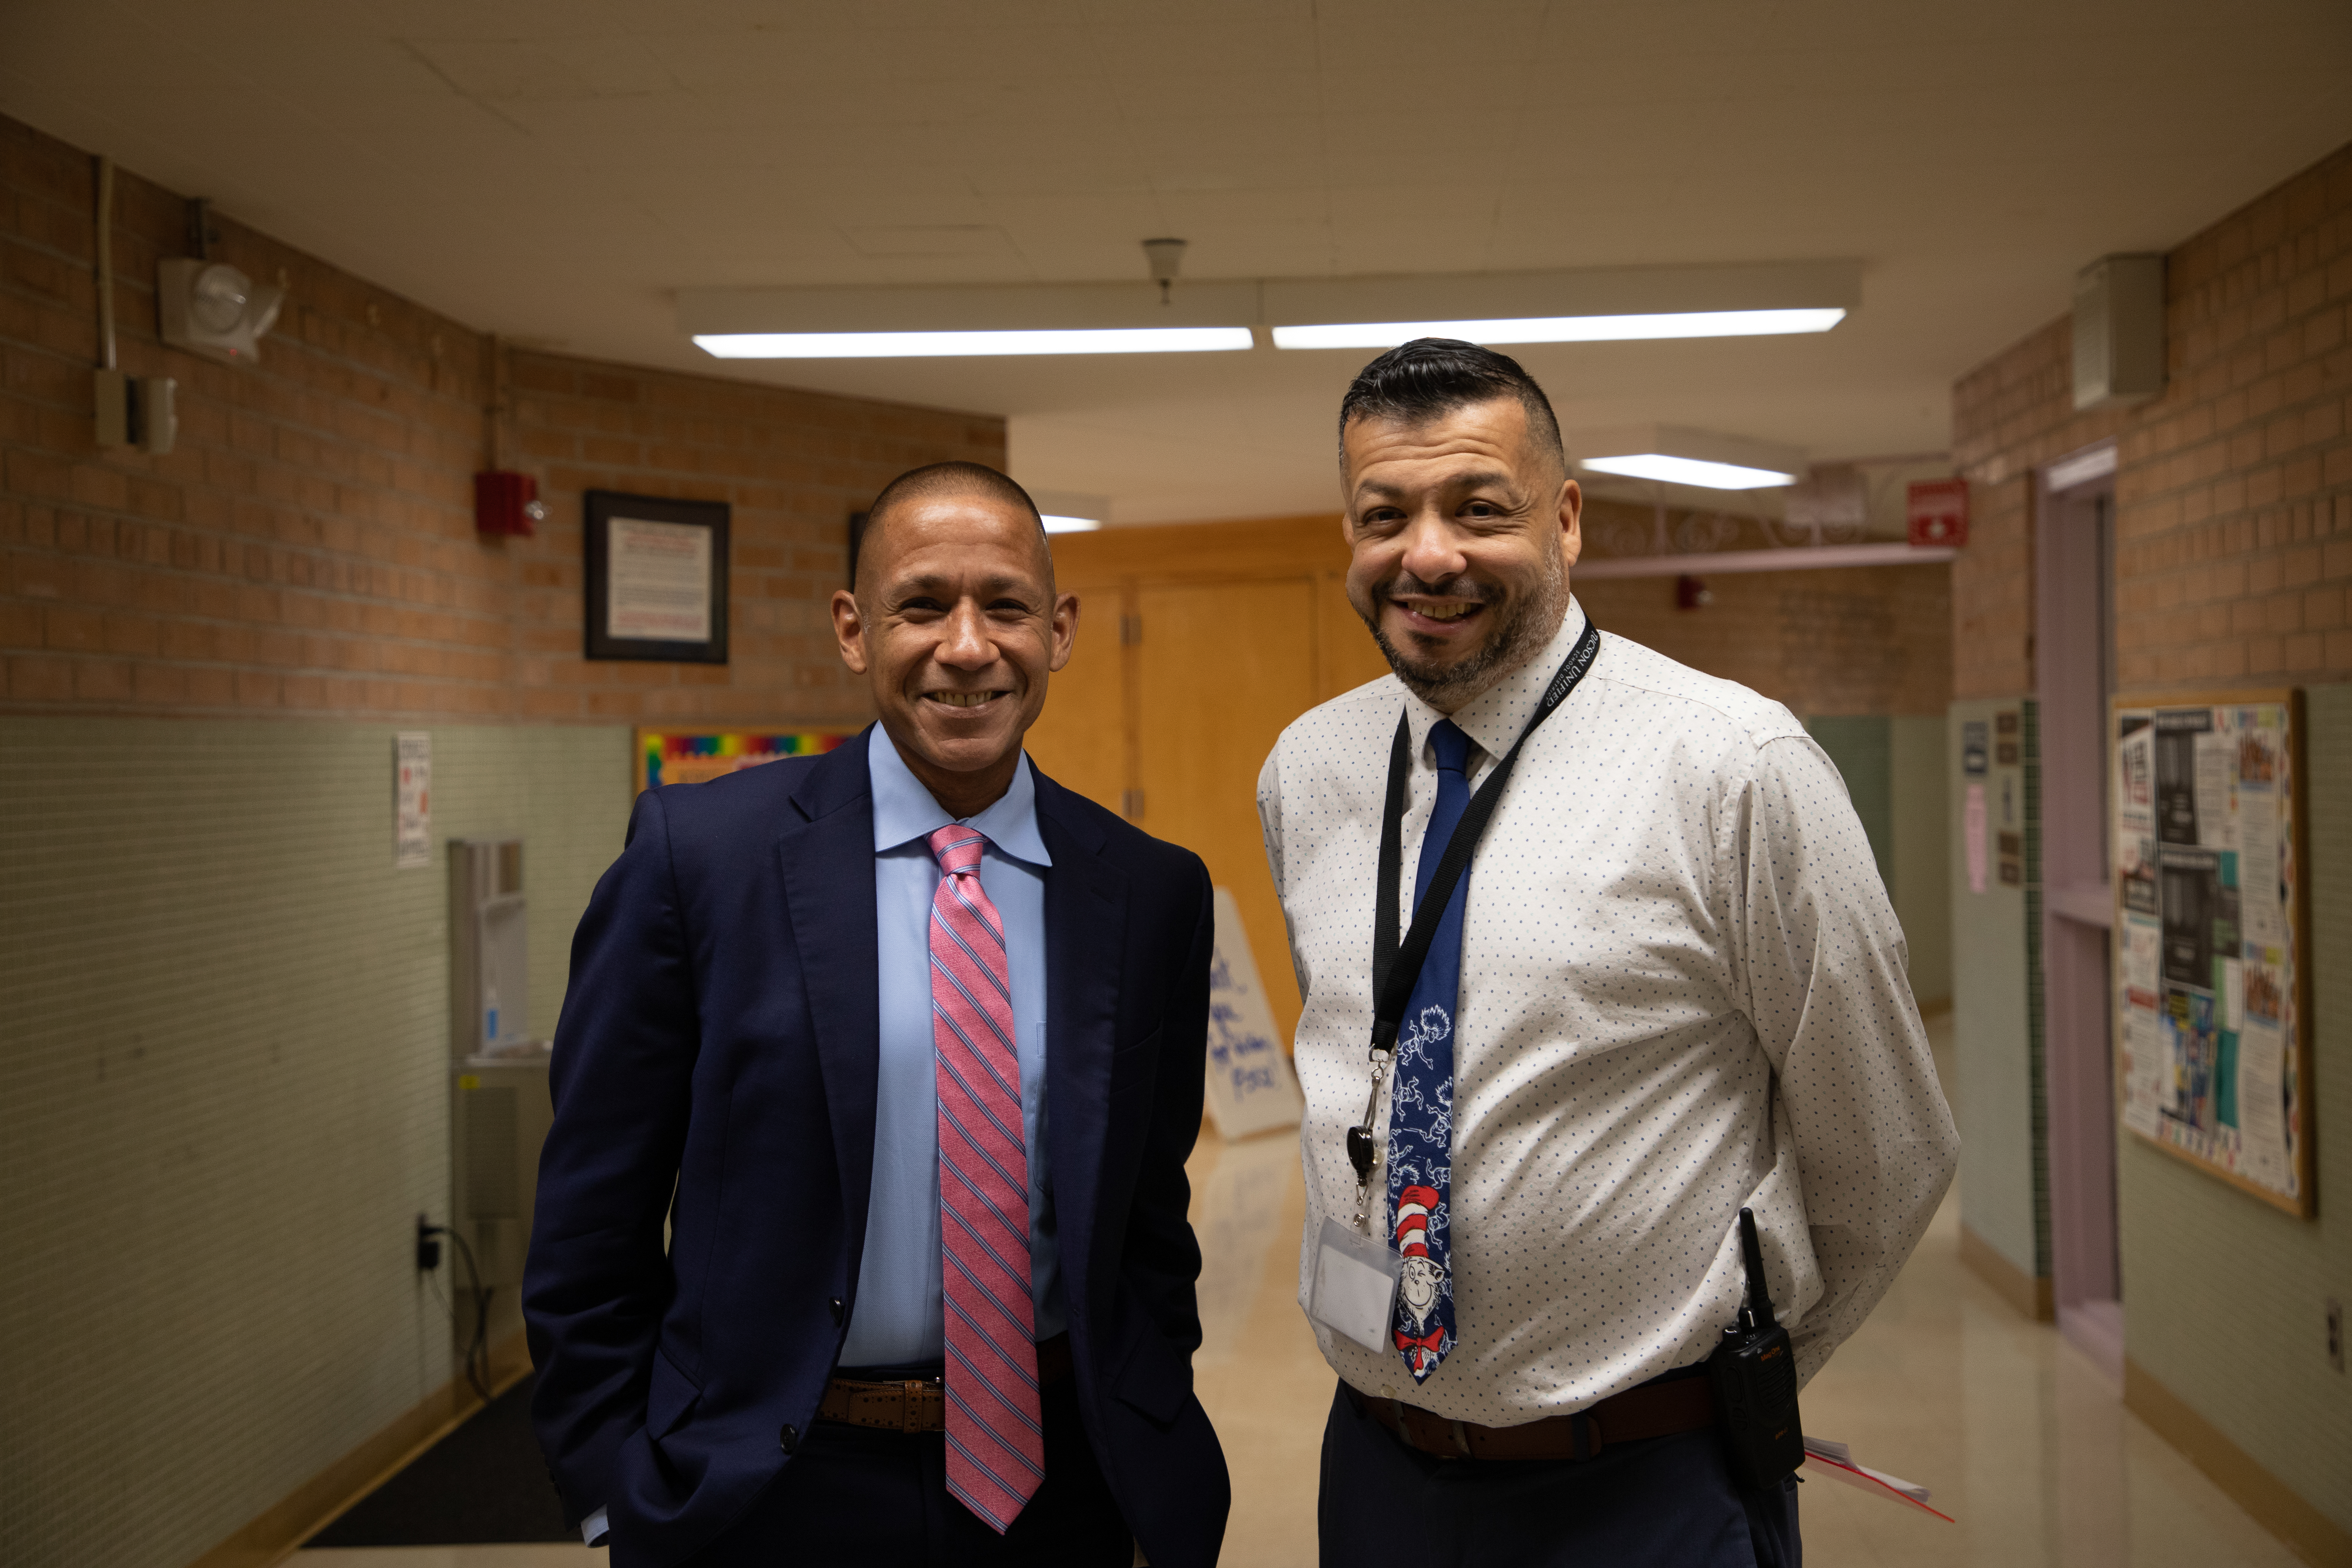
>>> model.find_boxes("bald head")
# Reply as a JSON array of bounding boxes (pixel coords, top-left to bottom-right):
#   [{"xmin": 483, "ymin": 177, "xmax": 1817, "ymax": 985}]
[
  {"xmin": 855, "ymin": 461, "xmax": 1052, "ymax": 601},
  {"xmin": 830, "ymin": 459, "xmax": 1078, "ymax": 820}
]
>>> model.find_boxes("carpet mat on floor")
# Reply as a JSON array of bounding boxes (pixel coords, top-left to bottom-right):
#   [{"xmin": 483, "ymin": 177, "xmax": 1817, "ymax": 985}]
[{"xmin": 305, "ymin": 1372, "xmax": 574, "ymax": 1546}]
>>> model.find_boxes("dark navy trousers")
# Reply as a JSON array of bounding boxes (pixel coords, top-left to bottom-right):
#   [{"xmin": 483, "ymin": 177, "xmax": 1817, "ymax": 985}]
[
  {"xmin": 1318, "ymin": 1382, "xmax": 1801, "ymax": 1568},
  {"xmin": 685, "ymin": 1372, "xmax": 1130, "ymax": 1568}
]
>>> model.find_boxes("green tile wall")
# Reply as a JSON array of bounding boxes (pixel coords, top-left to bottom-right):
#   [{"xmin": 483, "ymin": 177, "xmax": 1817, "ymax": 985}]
[
  {"xmin": 1807, "ymin": 715, "xmax": 1951, "ymax": 1008},
  {"xmin": 1890, "ymin": 715, "xmax": 1952, "ymax": 1008},
  {"xmin": 1948, "ymin": 696, "xmax": 2046, "ymax": 1283},
  {"xmin": 0, "ymin": 719, "xmax": 632, "ymax": 1568}
]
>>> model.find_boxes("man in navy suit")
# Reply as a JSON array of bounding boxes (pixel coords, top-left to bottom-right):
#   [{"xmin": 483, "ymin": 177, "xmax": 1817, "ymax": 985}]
[{"xmin": 524, "ymin": 462, "xmax": 1230, "ymax": 1567}]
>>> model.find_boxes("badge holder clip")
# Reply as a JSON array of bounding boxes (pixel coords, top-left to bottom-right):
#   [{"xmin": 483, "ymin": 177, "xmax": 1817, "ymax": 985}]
[{"xmin": 1310, "ymin": 1044, "xmax": 1401, "ymax": 1352}]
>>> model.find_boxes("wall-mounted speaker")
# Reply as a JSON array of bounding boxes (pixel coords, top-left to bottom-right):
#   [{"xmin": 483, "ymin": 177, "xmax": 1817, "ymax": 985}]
[{"xmin": 2072, "ymin": 255, "xmax": 2164, "ymax": 411}]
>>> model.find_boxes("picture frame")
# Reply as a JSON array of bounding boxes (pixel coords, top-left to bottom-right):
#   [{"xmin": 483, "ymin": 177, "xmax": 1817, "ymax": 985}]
[{"xmin": 584, "ymin": 490, "xmax": 730, "ymax": 663}]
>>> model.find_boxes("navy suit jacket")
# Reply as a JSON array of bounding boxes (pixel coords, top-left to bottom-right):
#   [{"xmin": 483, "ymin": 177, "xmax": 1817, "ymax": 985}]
[{"xmin": 523, "ymin": 730, "xmax": 1230, "ymax": 1568}]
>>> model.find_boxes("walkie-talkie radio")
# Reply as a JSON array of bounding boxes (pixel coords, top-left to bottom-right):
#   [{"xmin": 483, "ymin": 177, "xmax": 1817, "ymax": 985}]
[{"xmin": 1709, "ymin": 1207, "xmax": 1804, "ymax": 1491}]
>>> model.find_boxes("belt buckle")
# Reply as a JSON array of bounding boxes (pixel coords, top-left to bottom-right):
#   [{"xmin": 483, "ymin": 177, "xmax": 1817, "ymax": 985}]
[{"xmin": 1571, "ymin": 1410, "xmax": 1606, "ymax": 1461}]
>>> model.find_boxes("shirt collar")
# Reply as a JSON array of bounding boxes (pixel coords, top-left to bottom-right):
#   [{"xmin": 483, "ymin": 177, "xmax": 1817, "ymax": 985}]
[
  {"xmin": 1400, "ymin": 597, "xmax": 1590, "ymax": 766},
  {"xmin": 867, "ymin": 724, "xmax": 1053, "ymax": 868}
]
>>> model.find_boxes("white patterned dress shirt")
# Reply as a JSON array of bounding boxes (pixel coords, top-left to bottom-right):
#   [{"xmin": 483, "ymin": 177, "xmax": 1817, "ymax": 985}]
[{"xmin": 1257, "ymin": 600, "xmax": 1958, "ymax": 1426}]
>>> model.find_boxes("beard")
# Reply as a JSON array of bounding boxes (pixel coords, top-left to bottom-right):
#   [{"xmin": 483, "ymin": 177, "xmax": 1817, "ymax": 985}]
[{"xmin": 1360, "ymin": 550, "xmax": 1568, "ymax": 708}]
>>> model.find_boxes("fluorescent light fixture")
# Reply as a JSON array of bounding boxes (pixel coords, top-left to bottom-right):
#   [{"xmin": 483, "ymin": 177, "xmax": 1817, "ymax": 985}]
[
  {"xmin": 1572, "ymin": 425, "xmax": 1808, "ymax": 493},
  {"xmin": 1031, "ymin": 490, "xmax": 1110, "ymax": 534},
  {"xmin": 1580, "ymin": 454, "xmax": 1798, "ymax": 490},
  {"xmin": 694, "ymin": 326, "xmax": 1251, "ymax": 358},
  {"xmin": 1271, "ymin": 308, "xmax": 1845, "ymax": 351},
  {"xmin": 676, "ymin": 264, "xmax": 1858, "ymax": 360}
]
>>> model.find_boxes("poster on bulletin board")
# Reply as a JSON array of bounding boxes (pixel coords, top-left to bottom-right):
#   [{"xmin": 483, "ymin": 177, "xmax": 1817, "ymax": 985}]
[
  {"xmin": 635, "ymin": 728, "xmax": 856, "ymax": 794},
  {"xmin": 2111, "ymin": 691, "xmax": 2311, "ymax": 1216}
]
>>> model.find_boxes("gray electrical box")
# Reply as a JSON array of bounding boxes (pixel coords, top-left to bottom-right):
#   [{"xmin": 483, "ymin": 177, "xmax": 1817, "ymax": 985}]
[
  {"xmin": 452, "ymin": 1059, "xmax": 553, "ymax": 1289},
  {"xmin": 448, "ymin": 838, "xmax": 551, "ymax": 1290},
  {"xmin": 2073, "ymin": 254, "xmax": 2165, "ymax": 411}
]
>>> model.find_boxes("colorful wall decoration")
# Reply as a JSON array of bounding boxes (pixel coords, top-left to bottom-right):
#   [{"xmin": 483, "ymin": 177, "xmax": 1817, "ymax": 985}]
[{"xmin": 635, "ymin": 727, "xmax": 855, "ymax": 793}]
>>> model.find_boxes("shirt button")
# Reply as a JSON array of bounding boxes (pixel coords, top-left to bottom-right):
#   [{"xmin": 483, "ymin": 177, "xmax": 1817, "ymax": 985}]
[{"xmin": 779, "ymin": 1424, "xmax": 798, "ymax": 1454}]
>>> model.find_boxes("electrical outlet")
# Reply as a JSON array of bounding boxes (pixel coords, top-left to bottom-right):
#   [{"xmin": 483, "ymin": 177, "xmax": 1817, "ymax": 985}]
[
  {"xmin": 416, "ymin": 1213, "xmax": 443, "ymax": 1273},
  {"xmin": 2329, "ymin": 1298, "xmax": 2344, "ymax": 1374}
]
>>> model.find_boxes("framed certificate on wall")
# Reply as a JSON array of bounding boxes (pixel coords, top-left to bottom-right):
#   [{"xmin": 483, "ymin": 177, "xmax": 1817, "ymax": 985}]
[{"xmin": 585, "ymin": 490, "xmax": 729, "ymax": 663}]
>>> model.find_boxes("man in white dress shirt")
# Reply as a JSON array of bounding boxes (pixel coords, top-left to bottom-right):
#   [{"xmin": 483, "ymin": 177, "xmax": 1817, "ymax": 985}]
[{"xmin": 1258, "ymin": 339, "xmax": 1959, "ymax": 1565}]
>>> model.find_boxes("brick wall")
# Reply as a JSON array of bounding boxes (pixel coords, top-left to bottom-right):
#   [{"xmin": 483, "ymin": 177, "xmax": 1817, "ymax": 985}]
[
  {"xmin": 0, "ymin": 112, "xmax": 1002, "ymax": 725},
  {"xmin": 1949, "ymin": 139, "xmax": 2352, "ymax": 1546},
  {"xmin": 1951, "ymin": 140, "xmax": 2352, "ymax": 700},
  {"xmin": 1577, "ymin": 560, "xmax": 1952, "ymax": 718}
]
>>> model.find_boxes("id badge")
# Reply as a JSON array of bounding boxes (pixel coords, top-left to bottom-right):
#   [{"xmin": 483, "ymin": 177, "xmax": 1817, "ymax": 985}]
[{"xmin": 1309, "ymin": 1214, "xmax": 1401, "ymax": 1352}]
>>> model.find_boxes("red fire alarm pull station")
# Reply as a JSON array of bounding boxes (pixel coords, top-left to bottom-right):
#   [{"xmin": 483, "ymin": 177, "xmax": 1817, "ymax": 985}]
[
  {"xmin": 475, "ymin": 470, "xmax": 543, "ymax": 537},
  {"xmin": 1907, "ymin": 478, "xmax": 1969, "ymax": 548}
]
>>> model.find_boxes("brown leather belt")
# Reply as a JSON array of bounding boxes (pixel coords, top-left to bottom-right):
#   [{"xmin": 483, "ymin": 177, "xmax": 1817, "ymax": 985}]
[
  {"xmin": 816, "ymin": 1333, "xmax": 1073, "ymax": 1433},
  {"xmin": 1344, "ymin": 1372, "xmax": 1715, "ymax": 1461}
]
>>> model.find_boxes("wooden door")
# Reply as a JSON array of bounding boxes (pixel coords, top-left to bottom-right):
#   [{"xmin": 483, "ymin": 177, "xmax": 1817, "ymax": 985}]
[
  {"xmin": 1315, "ymin": 570, "xmax": 1393, "ymax": 700},
  {"xmin": 1023, "ymin": 581, "xmax": 1129, "ymax": 814},
  {"xmin": 1135, "ymin": 579, "xmax": 1321, "ymax": 1045}
]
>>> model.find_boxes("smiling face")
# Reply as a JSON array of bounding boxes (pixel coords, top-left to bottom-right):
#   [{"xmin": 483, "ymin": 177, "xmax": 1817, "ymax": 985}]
[
  {"xmin": 1399, "ymin": 1254, "xmax": 1441, "ymax": 1324},
  {"xmin": 830, "ymin": 490, "xmax": 1076, "ymax": 818},
  {"xmin": 1341, "ymin": 397, "xmax": 1581, "ymax": 712}
]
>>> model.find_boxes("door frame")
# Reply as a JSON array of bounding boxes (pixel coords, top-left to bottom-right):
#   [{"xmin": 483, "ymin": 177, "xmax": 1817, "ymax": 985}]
[{"xmin": 2036, "ymin": 438, "xmax": 2124, "ymax": 1379}]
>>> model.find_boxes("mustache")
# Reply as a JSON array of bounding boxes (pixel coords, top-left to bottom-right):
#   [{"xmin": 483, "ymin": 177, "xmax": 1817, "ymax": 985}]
[{"xmin": 1382, "ymin": 572, "xmax": 1499, "ymax": 603}]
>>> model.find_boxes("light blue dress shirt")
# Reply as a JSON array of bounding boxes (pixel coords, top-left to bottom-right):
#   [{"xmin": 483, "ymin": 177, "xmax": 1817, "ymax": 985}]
[
  {"xmin": 582, "ymin": 735, "xmax": 1069, "ymax": 1543},
  {"xmin": 840, "ymin": 726, "xmax": 1065, "ymax": 1365}
]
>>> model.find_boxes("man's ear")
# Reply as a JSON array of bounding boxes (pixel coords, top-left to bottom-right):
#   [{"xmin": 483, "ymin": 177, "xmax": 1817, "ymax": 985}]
[
  {"xmin": 1047, "ymin": 592, "xmax": 1079, "ymax": 674},
  {"xmin": 1558, "ymin": 478, "xmax": 1584, "ymax": 567},
  {"xmin": 830, "ymin": 588, "xmax": 869, "ymax": 674}
]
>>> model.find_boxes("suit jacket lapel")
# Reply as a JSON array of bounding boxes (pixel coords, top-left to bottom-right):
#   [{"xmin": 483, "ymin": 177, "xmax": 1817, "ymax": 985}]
[
  {"xmin": 778, "ymin": 731, "xmax": 883, "ymax": 1289},
  {"xmin": 1034, "ymin": 770, "xmax": 1129, "ymax": 1328}
]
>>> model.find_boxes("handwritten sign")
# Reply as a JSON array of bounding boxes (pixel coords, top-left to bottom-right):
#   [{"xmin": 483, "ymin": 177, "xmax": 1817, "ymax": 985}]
[{"xmin": 1204, "ymin": 886, "xmax": 1305, "ymax": 1140}]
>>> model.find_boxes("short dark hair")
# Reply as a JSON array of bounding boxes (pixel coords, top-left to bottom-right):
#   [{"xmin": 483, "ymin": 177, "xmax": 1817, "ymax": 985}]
[
  {"xmin": 1336, "ymin": 338, "xmax": 1566, "ymax": 475},
  {"xmin": 854, "ymin": 460, "xmax": 1046, "ymax": 594}
]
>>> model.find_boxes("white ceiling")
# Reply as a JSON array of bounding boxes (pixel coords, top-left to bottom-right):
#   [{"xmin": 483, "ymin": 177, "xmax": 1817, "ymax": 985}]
[{"xmin": 5, "ymin": 1, "xmax": 2349, "ymax": 523}]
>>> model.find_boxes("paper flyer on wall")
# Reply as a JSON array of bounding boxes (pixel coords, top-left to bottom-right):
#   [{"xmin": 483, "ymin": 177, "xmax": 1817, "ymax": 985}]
[
  {"xmin": 394, "ymin": 731, "xmax": 432, "ymax": 870},
  {"xmin": 2113, "ymin": 700, "xmax": 2301, "ymax": 1208}
]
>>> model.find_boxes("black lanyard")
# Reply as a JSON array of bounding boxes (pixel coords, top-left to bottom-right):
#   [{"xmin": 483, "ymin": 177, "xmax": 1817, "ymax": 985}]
[
  {"xmin": 1368, "ymin": 614, "xmax": 1602, "ymax": 1054},
  {"xmin": 1344, "ymin": 615, "xmax": 1603, "ymax": 1212}
]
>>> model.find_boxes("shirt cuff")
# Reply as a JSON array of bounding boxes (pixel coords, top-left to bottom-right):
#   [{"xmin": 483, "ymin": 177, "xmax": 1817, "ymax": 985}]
[{"xmin": 582, "ymin": 1506, "xmax": 609, "ymax": 1547}]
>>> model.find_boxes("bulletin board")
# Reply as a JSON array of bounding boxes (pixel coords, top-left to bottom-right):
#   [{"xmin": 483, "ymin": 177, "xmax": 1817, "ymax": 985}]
[
  {"xmin": 635, "ymin": 728, "xmax": 854, "ymax": 794},
  {"xmin": 2111, "ymin": 691, "xmax": 2311, "ymax": 1216}
]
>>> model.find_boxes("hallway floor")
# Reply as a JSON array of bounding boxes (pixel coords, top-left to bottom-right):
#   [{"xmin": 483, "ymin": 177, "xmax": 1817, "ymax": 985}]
[{"xmin": 301, "ymin": 1024, "xmax": 2301, "ymax": 1568}]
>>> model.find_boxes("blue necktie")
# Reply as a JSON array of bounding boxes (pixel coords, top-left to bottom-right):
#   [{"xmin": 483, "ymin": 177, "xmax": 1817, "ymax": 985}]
[{"xmin": 1387, "ymin": 718, "xmax": 1471, "ymax": 1382}]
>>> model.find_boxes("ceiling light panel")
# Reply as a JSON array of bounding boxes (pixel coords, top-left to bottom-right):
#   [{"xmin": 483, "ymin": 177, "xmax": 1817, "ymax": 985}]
[
  {"xmin": 1271, "ymin": 308, "xmax": 1844, "ymax": 350},
  {"xmin": 1579, "ymin": 455, "xmax": 1798, "ymax": 490},
  {"xmin": 695, "ymin": 328, "xmax": 1250, "ymax": 357},
  {"xmin": 1263, "ymin": 261, "xmax": 1858, "ymax": 348},
  {"xmin": 676, "ymin": 263, "xmax": 1858, "ymax": 359},
  {"xmin": 681, "ymin": 281, "xmax": 1256, "ymax": 358},
  {"xmin": 1031, "ymin": 489, "xmax": 1111, "ymax": 533},
  {"xmin": 1571, "ymin": 424, "xmax": 1809, "ymax": 492}
]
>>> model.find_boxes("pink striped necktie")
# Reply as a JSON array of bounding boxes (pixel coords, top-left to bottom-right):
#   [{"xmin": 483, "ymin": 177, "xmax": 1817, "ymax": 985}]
[{"xmin": 926, "ymin": 825, "xmax": 1044, "ymax": 1533}]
